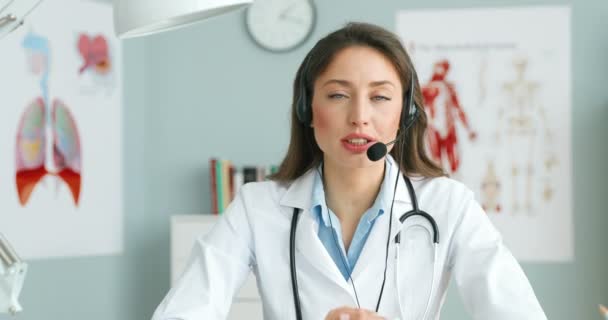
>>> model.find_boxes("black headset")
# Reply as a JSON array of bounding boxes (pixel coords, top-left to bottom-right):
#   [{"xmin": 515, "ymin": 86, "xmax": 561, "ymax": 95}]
[{"xmin": 294, "ymin": 52, "xmax": 420, "ymax": 132}]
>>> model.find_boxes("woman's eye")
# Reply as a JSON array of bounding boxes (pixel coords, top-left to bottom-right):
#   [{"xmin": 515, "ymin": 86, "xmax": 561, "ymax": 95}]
[
  {"xmin": 372, "ymin": 96, "xmax": 391, "ymax": 101},
  {"xmin": 329, "ymin": 93, "xmax": 348, "ymax": 99}
]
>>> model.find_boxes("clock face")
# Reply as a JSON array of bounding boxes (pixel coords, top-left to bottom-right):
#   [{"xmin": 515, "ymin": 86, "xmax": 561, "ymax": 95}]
[{"xmin": 245, "ymin": 0, "xmax": 316, "ymax": 52}]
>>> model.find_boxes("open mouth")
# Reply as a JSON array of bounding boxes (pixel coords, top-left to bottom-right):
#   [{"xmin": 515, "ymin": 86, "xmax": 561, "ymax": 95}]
[{"xmin": 345, "ymin": 138, "xmax": 370, "ymax": 146}]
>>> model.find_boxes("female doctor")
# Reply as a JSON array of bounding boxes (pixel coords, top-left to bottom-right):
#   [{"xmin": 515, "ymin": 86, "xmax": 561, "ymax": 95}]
[{"xmin": 152, "ymin": 22, "xmax": 546, "ymax": 320}]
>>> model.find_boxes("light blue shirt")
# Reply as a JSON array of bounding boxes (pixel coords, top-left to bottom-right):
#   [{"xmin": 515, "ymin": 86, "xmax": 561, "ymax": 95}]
[{"xmin": 311, "ymin": 160, "xmax": 392, "ymax": 280}]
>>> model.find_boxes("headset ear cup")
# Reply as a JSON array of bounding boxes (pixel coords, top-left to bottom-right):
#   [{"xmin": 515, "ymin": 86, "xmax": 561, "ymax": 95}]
[
  {"xmin": 405, "ymin": 105, "xmax": 419, "ymax": 129},
  {"xmin": 401, "ymin": 71, "xmax": 419, "ymax": 130},
  {"xmin": 296, "ymin": 79, "xmax": 311, "ymax": 126},
  {"xmin": 296, "ymin": 96, "xmax": 304, "ymax": 124},
  {"xmin": 296, "ymin": 53, "xmax": 314, "ymax": 126},
  {"xmin": 295, "ymin": 90, "xmax": 305, "ymax": 125},
  {"xmin": 298, "ymin": 86, "xmax": 312, "ymax": 125}
]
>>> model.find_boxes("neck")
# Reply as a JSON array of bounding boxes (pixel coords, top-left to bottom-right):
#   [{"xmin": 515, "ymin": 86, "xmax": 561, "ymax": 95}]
[{"xmin": 321, "ymin": 158, "xmax": 385, "ymax": 221}]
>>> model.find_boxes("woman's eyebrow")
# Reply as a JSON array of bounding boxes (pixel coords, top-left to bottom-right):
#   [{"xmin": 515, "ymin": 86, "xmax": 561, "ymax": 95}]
[
  {"xmin": 321, "ymin": 79, "xmax": 396, "ymax": 88},
  {"xmin": 369, "ymin": 80, "xmax": 396, "ymax": 88},
  {"xmin": 322, "ymin": 79, "xmax": 351, "ymax": 88}
]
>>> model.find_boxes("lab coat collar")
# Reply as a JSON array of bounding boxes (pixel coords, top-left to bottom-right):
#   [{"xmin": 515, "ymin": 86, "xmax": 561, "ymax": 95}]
[
  {"xmin": 279, "ymin": 155, "xmax": 411, "ymax": 210},
  {"xmin": 278, "ymin": 155, "xmax": 416, "ymax": 298},
  {"xmin": 311, "ymin": 159, "xmax": 391, "ymax": 228}
]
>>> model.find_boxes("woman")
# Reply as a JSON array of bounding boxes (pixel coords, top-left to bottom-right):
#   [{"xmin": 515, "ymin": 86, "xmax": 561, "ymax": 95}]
[{"xmin": 152, "ymin": 22, "xmax": 546, "ymax": 320}]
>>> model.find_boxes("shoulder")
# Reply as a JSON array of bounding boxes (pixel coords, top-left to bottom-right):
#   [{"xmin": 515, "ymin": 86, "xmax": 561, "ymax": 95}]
[
  {"xmin": 237, "ymin": 180, "xmax": 288, "ymax": 204},
  {"xmin": 235, "ymin": 177, "xmax": 305, "ymax": 214},
  {"xmin": 413, "ymin": 175, "xmax": 475, "ymax": 204},
  {"xmin": 220, "ymin": 180, "xmax": 289, "ymax": 233},
  {"xmin": 237, "ymin": 169, "xmax": 315, "ymax": 208},
  {"xmin": 409, "ymin": 175, "xmax": 482, "ymax": 231}
]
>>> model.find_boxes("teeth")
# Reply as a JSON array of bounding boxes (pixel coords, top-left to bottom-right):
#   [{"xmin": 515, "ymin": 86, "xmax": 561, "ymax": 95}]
[{"xmin": 347, "ymin": 138, "xmax": 368, "ymax": 145}]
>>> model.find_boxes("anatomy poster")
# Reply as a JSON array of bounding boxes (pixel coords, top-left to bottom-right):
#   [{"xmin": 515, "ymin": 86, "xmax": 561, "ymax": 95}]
[
  {"xmin": 0, "ymin": 0, "xmax": 122, "ymax": 259},
  {"xmin": 396, "ymin": 6, "xmax": 572, "ymax": 261}
]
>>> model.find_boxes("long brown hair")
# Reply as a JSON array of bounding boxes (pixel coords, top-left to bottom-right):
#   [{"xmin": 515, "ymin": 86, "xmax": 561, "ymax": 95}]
[{"xmin": 269, "ymin": 22, "xmax": 445, "ymax": 184}]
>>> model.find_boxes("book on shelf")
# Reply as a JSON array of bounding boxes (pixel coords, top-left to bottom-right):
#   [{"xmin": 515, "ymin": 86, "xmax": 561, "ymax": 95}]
[
  {"xmin": 209, "ymin": 158, "xmax": 218, "ymax": 214},
  {"xmin": 209, "ymin": 158, "xmax": 279, "ymax": 214}
]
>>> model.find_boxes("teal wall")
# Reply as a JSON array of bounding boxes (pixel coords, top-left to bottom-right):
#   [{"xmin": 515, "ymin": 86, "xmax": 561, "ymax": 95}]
[{"xmin": 2, "ymin": 0, "xmax": 607, "ymax": 319}]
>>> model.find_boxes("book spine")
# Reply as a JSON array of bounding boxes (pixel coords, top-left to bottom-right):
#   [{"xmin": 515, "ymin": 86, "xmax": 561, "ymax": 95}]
[
  {"xmin": 229, "ymin": 164, "xmax": 235, "ymax": 202},
  {"xmin": 216, "ymin": 159, "xmax": 224, "ymax": 214},
  {"xmin": 243, "ymin": 166, "xmax": 257, "ymax": 184},
  {"xmin": 209, "ymin": 158, "xmax": 218, "ymax": 214},
  {"xmin": 257, "ymin": 166, "xmax": 266, "ymax": 182},
  {"xmin": 233, "ymin": 170, "xmax": 243, "ymax": 196},
  {"xmin": 222, "ymin": 160, "xmax": 231, "ymax": 211}
]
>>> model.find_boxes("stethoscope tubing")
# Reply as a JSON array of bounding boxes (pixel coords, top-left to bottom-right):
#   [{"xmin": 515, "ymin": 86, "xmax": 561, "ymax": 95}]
[
  {"xmin": 394, "ymin": 224, "xmax": 438, "ymax": 320},
  {"xmin": 289, "ymin": 175, "xmax": 439, "ymax": 320}
]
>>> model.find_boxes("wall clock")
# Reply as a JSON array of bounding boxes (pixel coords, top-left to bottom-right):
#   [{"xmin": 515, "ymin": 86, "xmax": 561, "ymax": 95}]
[{"xmin": 245, "ymin": 0, "xmax": 316, "ymax": 52}]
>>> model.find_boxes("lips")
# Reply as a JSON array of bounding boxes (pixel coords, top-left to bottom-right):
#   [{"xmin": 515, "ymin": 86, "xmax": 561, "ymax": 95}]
[{"xmin": 341, "ymin": 133, "xmax": 376, "ymax": 153}]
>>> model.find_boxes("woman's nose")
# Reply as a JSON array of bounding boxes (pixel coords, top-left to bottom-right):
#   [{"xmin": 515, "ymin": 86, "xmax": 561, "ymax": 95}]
[{"xmin": 348, "ymin": 97, "xmax": 370, "ymax": 126}]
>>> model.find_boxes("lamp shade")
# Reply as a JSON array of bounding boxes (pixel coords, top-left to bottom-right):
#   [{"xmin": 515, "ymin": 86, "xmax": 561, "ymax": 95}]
[
  {"xmin": 113, "ymin": 0, "xmax": 253, "ymax": 39},
  {"xmin": 0, "ymin": 0, "xmax": 43, "ymax": 40}
]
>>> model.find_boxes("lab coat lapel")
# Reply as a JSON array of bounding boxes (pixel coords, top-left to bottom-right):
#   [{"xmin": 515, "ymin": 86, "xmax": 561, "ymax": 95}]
[
  {"xmin": 351, "ymin": 162, "xmax": 413, "ymax": 281},
  {"xmin": 280, "ymin": 169, "xmax": 352, "ymax": 292}
]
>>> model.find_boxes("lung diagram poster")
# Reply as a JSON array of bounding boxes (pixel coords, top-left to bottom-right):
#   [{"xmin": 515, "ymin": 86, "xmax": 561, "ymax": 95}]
[{"xmin": 0, "ymin": 0, "xmax": 122, "ymax": 259}]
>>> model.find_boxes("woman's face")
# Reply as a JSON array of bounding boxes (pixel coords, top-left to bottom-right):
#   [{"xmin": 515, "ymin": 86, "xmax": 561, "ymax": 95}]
[{"xmin": 311, "ymin": 45, "xmax": 403, "ymax": 169}]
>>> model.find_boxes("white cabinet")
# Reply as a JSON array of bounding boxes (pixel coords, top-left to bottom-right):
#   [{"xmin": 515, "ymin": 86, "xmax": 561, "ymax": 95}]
[{"xmin": 171, "ymin": 214, "xmax": 263, "ymax": 319}]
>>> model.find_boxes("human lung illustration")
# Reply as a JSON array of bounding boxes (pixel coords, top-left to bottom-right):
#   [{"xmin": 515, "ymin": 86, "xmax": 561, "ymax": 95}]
[
  {"xmin": 52, "ymin": 99, "xmax": 82, "ymax": 204},
  {"xmin": 15, "ymin": 97, "xmax": 47, "ymax": 205},
  {"xmin": 15, "ymin": 98, "xmax": 82, "ymax": 206}
]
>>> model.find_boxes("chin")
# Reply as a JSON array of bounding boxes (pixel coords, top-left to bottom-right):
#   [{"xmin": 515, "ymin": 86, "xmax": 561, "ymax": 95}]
[{"xmin": 327, "ymin": 153, "xmax": 382, "ymax": 170}]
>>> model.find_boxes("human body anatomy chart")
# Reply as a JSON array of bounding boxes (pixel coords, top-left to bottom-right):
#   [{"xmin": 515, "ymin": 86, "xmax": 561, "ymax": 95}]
[{"xmin": 397, "ymin": 6, "xmax": 572, "ymax": 261}]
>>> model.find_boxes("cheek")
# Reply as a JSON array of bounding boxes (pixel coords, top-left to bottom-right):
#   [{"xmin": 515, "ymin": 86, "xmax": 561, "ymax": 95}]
[
  {"xmin": 393, "ymin": 115, "xmax": 402, "ymax": 134},
  {"xmin": 312, "ymin": 104, "xmax": 333, "ymax": 132},
  {"xmin": 311, "ymin": 104, "xmax": 338, "ymax": 152},
  {"xmin": 383, "ymin": 108, "xmax": 403, "ymax": 136}
]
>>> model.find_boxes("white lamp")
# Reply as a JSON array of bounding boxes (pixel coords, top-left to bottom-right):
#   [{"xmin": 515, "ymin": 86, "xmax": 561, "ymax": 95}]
[
  {"xmin": 0, "ymin": 233, "xmax": 27, "ymax": 315},
  {"xmin": 0, "ymin": 0, "xmax": 43, "ymax": 40},
  {"xmin": 113, "ymin": 0, "xmax": 253, "ymax": 39}
]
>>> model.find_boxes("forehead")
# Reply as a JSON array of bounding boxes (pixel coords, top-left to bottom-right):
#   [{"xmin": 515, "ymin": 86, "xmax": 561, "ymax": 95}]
[{"xmin": 317, "ymin": 46, "xmax": 402, "ymax": 85}]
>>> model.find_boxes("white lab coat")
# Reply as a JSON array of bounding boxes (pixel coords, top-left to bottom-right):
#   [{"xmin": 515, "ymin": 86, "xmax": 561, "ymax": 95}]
[{"xmin": 152, "ymin": 156, "xmax": 546, "ymax": 320}]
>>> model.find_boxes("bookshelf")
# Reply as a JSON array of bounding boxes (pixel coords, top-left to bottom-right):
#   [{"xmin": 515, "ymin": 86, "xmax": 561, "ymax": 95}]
[{"xmin": 171, "ymin": 214, "xmax": 263, "ymax": 319}]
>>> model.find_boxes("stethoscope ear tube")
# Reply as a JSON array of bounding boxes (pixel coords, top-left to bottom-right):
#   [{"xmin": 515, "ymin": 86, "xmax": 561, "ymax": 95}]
[
  {"xmin": 394, "ymin": 235, "xmax": 438, "ymax": 320},
  {"xmin": 397, "ymin": 210, "xmax": 440, "ymax": 244},
  {"xmin": 395, "ymin": 176, "xmax": 440, "ymax": 320},
  {"xmin": 400, "ymin": 176, "xmax": 440, "ymax": 244},
  {"xmin": 290, "ymin": 208, "xmax": 303, "ymax": 320}
]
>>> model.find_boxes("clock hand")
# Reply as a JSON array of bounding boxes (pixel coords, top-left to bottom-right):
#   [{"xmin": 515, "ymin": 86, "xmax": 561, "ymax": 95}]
[
  {"xmin": 283, "ymin": 15, "xmax": 305, "ymax": 25},
  {"xmin": 279, "ymin": 1, "xmax": 299, "ymax": 19}
]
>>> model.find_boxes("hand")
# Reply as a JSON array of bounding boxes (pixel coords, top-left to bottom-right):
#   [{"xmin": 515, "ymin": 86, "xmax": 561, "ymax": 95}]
[{"xmin": 325, "ymin": 306, "xmax": 386, "ymax": 320}]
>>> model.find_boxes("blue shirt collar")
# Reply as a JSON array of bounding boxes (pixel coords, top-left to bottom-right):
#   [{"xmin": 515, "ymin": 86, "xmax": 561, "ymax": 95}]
[{"xmin": 311, "ymin": 159, "xmax": 393, "ymax": 227}]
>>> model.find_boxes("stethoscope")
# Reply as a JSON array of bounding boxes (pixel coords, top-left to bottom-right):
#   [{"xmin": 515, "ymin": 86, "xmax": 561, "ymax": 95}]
[{"xmin": 289, "ymin": 173, "xmax": 439, "ymax": 320}]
